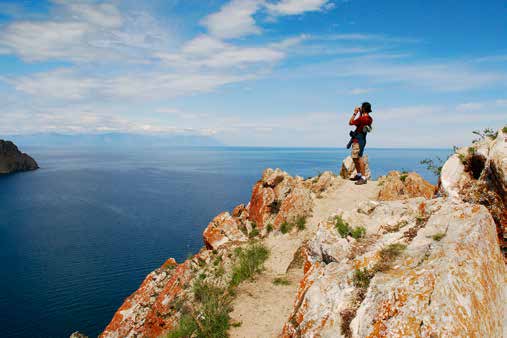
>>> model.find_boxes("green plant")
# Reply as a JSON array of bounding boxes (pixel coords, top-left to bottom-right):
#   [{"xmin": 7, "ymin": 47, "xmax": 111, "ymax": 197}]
[
  {"xmin": 350, "ymin": 226, "xmax": 366, "ymax": 239},
  {"xmin": 352, "ymin": 268, "xmax": 373, "ymax": 289},
  {"xmin": 266, "ymin": 224, "xmax": 273, "ymax": 233},
  {"xmin": 420, "ymin": 157, "xmax": 445, "ymax": 176},
  {"xmin": 335, "ymin": 216, "xmax": 351, "ymax": 238},
  {"xmin": 467, "ymin": 147, "xmax": 476, "ymax": 155},
  {"xmin": 432, "ymin": 232, "xmax": 445, "ymax": 241},
  {"xmin": 249, "ymin": 228, "xmax": 260, "ymax": 238},
  {"xmin": 335, "ymin": 216, "xmax": 365, "ymax": 239},
  {"xmin": 400, "ymin": 173, "xmax": 408, "ymax": 182},
  {"xmin": 458, "ymin": 153, "xmax": 467, "ymax": 165},
  {"xmin": 473, "ymin": 128, "xmax": 498, "ymax": 141},
  {"xmin": 503, "ymin": 126, "xmax": 507, "ymax": 133},
  {"xmin": 167, "ymin": 314, "xmax": 198, "ymax": 338},
  {"xmin": 230, "ymin": 244, "xmax": 269, "ymax": 287},
  {"xmin": 280, "ymin": 221, "xmax": 293, "ymax": 234},
  {"xmin": 272, "ymin": 277, "xmax": 290, "ymax": 286},
  {"xmin": 295, "ymin": 216, "xmax": 306, "ymax": 231}
]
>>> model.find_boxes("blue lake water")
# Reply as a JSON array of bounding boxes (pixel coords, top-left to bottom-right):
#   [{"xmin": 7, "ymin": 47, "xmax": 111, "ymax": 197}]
[{"xmin": 0, "ymin": 147, "xmax": 450, "ymax": 338}]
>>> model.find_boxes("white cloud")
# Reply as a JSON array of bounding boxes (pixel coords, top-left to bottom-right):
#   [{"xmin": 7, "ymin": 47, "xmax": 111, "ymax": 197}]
[
  {"xmin": 200, "ymin": 0, "xmax": 264, "ymax": 39},
  {"xmin": 266, "ymin": 0, "xmax": 331, "ymax": 15},
  {"xmin": 347, "ymin": 88, "xmax": 372, "ymax": 95},
  {"xmin": 0, "ymin": 1, "xmax": 170, "ymax": 62}
]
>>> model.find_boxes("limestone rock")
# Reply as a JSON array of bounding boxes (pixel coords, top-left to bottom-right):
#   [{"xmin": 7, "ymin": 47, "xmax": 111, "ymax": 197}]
[
  {"xmin": 378, "ymin": 171, "xmax": 435, "ymax": 201},
  {"xmin": 0, "ymin": 140, "xmax": 38, "ymax": 174},
  {"xmin": 249, "ymin": 168, "xmax": 313, "ymax": 229},
  {"xmin": 311, "ymin": 171, "xmax": 337, "ymax": 193},
  {"xmin": 203, "ymin": 212, "xmax": 248, "ymax": 250},
  {"xmin": 283, "ymin": 199, "xmax": 506, "ymax": 337},
  {"xmin": 70, "ymin": 332, "xmax": 88, "ymax": 338},
  {"xmin": 340, "ymin": 155, "xmax": 371, "ymax": 180}
]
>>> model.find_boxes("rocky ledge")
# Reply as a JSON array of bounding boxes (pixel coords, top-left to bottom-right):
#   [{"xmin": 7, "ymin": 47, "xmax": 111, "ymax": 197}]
[
  {"xmin": 95, "ymin": 128, "xmax": 506, "ymax": 338},
  {"xmin": 0, "ymin": 140, "xmax": 38, "ymax": 175}
]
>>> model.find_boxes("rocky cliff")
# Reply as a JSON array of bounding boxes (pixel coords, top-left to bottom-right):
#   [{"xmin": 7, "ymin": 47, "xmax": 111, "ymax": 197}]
[
  {"xmin": 0, "ymin": 140, "xmax": 39, "ymax": 175},
  {"xmin": 97, "ymin": 128, "xmax": 506, "ymax": 338}
]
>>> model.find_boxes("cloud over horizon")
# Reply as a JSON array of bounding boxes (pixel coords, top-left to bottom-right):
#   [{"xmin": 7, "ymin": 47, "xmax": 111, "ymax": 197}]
[{"xmin": 0, "ymin": 0, "xmax": 505, "ymax": 146}]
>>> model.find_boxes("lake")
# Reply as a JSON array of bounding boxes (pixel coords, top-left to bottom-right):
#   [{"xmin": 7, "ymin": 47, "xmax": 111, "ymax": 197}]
[{"xmin": 0, "ymin": 147, "xmax": 450, "ymax": 337}]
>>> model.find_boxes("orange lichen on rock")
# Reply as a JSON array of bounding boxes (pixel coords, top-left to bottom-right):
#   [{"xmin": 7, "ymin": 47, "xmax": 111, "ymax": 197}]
[{"xmin": 378, "ymin": 171, "xmax": 435, "ymax": 201}]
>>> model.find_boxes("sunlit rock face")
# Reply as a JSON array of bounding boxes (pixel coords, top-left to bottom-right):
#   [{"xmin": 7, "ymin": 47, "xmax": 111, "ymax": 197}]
[
  {"xmin": 378, "ymin": 171, "xmax": 435, "ymax": 201},
  {"xmin": 248, "ymin": 168, "xmax": 313, "ymax": 230},
  {"xmin": 440, "ymin": 128, "xmax": 507, "ymax": 260},
  {"xmin": 282, "ymin": 199, "xmax": 506, "ymax": 337},
  {"xmin": 0, "ymin": 140, "xmax": 38, "ymax": 174}
]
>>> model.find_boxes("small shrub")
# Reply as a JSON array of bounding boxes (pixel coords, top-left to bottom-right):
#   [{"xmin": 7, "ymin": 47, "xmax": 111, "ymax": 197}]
[
  {"xmin": 400, "ymin": 173, "xmax": 408, "ymax": 182},
  {"xmin": 458, "ymin": 153, "xmax": 467, "ymax": 165},
  {"xmin": 473, "ymin": 128, "xmax": 498, "ymax": 141},
  {"xmin": 266, "ymin": 224, "xmax": 273, "ymax": 233},
  {"xmin": 249, "ymin": 228, "xmax": 260, "ymax": 239},
  {"xmin": 467, "ymin": 147, "xmax": 476, "ymax": 155},
  {"xmin": 335, "ymin": 216, "xmax": 351, "ymax": 238},
  {"xmin": 503, "ymin": 126, "xmax": 507, "ymax": 133},
  {"xmin": 272, "ymin": 277, "xmax": 290, "ymax": 286},
  {"xmin": 295, "ymin": 216, "xmax": 306, "ymax": 231},
  {"xmin": 350, "ymin": 226, "xmax": 366, "ymax": 239},
  {"xmin": 420, "ymin": 157, "xmax": 445, "ymax": 176},
  {"xmin": 352, "ymin": 268, "xmax": 373, "ymax": 289},
  {"xmin": 280, "ymin": 221, "xmax": 293, "ymax": 234},
  {"xmin": 379, "ymin": 243, "xmax": 406, "ymax": 261},
  {"xmin": 212, "ymin": 249, "xmax": 218, "ymax": 255},
  {"xmin": 251, "ymin": 221, "xmax": 257, "ymax": 229},
  {"xmin": 432, "ymin": 232, "xmax": 445, "ymax": 241},
  {"xmin": 230, "ymin": 244, "xmax": 269, "ymax": 287}
]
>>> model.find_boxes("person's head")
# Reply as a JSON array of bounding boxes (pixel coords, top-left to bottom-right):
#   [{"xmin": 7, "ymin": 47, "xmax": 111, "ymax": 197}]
[{"xmin": 361, "ymin": 102, "xmax": 372, "ymax": 114}]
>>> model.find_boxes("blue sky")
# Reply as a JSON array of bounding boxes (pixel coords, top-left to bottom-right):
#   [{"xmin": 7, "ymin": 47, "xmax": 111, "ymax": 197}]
[{"xmin": 0, "ymin": 0, "xmax": 505, "ymax": 147}]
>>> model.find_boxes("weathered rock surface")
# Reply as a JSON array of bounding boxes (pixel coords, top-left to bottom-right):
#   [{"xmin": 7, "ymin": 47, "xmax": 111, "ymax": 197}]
[
  {"xmin": 440, "ymin": 128, "xmax": 507, "ymax": 259},
  {"xmin": 283, "ymin": 199, "xmax": 506, "ymax": 337},
  {"xmin": 340, "ymin": 155, "xmax": 371, "ymax": 180},
  {"xmin": 203, "ymin": 212, "xmax": 248, "ymax": 250},
  {"xmin": 0, "ymin": 140, "xmax": 38, "ymax": 174},
  {"xmin": 248, "ymin": 168, "xmax": 314, "ymax": 229},
  {"xmin": 378, "ymin": 171, "xmax": 435, "ymax": 201}
]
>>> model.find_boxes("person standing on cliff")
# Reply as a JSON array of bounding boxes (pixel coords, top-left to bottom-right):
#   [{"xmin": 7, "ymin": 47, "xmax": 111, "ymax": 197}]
[{"xmin": 347, "ymin": 102, "xmax": 373, "ymax": 185}]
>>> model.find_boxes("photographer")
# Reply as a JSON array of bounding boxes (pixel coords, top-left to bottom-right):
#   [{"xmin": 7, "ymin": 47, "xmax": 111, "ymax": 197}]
[{"xmin": 348, "ymin": 102, "xmax": 373, "ymax": 185}]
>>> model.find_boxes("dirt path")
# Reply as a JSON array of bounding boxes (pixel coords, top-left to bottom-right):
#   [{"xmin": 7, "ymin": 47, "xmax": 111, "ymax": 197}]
[{"xmin": 229, "ymin": 179, "xmax": 380, "ymax": 338}]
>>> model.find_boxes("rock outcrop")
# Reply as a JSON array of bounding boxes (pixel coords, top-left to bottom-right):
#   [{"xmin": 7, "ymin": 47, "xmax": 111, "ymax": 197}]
[
  {"xmin": 340, "ymin": 155, "xmax": 371, "ymax": 180},
  {"xmin": 283, "ymin": 199, "xmax": 505, "ymax": 337},
  {"xmin": 98, "ymin": 128, "xmax": 506, "ymax": 338},
  {"xmin": 378, "ymin": 171, "xmax": 435, "ymax": 201},
  {"xmin": 440, "ymin": 128, "xmax": 507, "ymax": 259},
  {"xmin": 0, "ymin": 140, "xmax": 38, "ymax": 174}
]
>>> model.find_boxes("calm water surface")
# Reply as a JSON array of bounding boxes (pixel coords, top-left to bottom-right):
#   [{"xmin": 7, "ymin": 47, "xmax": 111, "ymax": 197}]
[{"xmin": 0, "ymin": 147, "xmax": 450, "ymax": 337}]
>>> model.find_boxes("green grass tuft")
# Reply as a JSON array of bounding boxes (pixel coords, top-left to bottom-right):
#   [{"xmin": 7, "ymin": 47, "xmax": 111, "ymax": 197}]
[
  {"xmin": 230, "ymin": 244, "xmax": 269, "ymax": 287},
  {"xmin": 280, "ymin": 221, "xmax": 293, "ymax": 234},
  {"xmin": 167, "ymin": 314, "xmax": 198, "ymax": 338},
  {"xmin": 272, "ymin": 277, "xmax": 291, "ymax": 286},
  {"xmin": 248, "ymin": 228, "xmax": 260, "ymax": 239},
  {"xmin": 335, "ymin": 216, "xmax": 350, "ymax": 238},
  {"xmin": 266, "ymin": 224, "xmax": 273, "ymax": 233},
  {"xmin": 295, "ymin": 216, "xmax": 306, "ymax": 231},
  {"xmin": 432, "ymin": 232, "xmax": 445, "ymax": 241},
  {"xmin": 352, "ymin": 268, "xmax": 373, "ymax": 289},
  {"xmin": 350, "ymin": 226, "xmax": 366, "ymax": 239},
  {"xmin": 503, "ymin": 126, "xmax": 507, "ymax": 133}
]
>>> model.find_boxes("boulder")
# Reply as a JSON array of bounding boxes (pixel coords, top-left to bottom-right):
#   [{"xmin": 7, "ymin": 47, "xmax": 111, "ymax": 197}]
[
  {"xmin": 0, "ymin": 140, "xmax": 38, "ymax": 174},
  {"xmin": 378, "ymin": 171, "xmax": 435, "ymax": 201},
  {"xmin": 203, "ymin": 212, "xmax": 248, "ymax": 250},
  {"xmin": 340, "ymin": 155, "xmax": 371, "ymax": 180},
  {"xmin": 311, "ymin": 171, "xmax": 337, "ymax": 193},
  {"xmin": 249, "ymin": 168, "xmax": 313, "ymax": 229}
]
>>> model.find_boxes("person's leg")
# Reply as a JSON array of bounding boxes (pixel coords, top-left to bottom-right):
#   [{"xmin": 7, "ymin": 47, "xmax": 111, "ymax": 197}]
[{"xmin": 351, "ymin": 143, "xmax": 362, "ymax": 180}]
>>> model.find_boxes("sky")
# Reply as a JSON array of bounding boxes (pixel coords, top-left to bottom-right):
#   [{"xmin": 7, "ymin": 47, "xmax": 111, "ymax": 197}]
[{"xmin": 0, "ymin": 0, "xmax": 505, "ymax": 147}]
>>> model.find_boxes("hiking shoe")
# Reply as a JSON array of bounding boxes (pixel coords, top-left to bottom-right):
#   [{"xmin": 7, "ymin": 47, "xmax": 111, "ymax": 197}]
[
  {"xmin": 350, "ymin": 175, "xmax": 361, "ymax": 181},
  {"xmin": 355, "ymin": 178, "xmax": 367, "ymax": 185}
]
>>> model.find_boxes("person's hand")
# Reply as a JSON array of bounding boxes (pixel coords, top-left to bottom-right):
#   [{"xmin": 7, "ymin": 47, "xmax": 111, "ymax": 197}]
[{"xmin": 354, "ymin": 107, "xmax": 360, "ymax": 115}]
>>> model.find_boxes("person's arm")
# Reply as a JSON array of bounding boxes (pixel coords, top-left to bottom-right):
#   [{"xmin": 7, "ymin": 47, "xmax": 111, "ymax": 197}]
[{"xmin": 349, "ymin": 107, "xmax": 360, "ymax": 125}]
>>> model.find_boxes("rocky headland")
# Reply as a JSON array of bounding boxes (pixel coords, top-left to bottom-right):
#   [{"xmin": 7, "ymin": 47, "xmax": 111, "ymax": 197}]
[
  {"xmin": 92, "ymin": 128, "xmax": 506, "ymax": 338},
  {"xmin": 0, "ymin": 140, "xmax": 39, "ymax": 175}
]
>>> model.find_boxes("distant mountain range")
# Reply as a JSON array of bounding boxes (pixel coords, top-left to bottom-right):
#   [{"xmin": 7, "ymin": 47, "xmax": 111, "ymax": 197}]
[{"xmin": 2, "ymin": 133, "xmax": 224, "ymax": 148}]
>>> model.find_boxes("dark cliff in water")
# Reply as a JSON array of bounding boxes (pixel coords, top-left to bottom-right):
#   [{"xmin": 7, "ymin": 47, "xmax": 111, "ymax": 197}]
[{"xmin": 0, "ymin": 140, "xmax": 39, "ymax": 175}]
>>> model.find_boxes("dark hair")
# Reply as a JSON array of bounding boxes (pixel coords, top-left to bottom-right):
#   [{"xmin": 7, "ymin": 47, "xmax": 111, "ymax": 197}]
[{"xmin": 361, "ymin": 102, "xmax": 372, "ymax": 113}]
